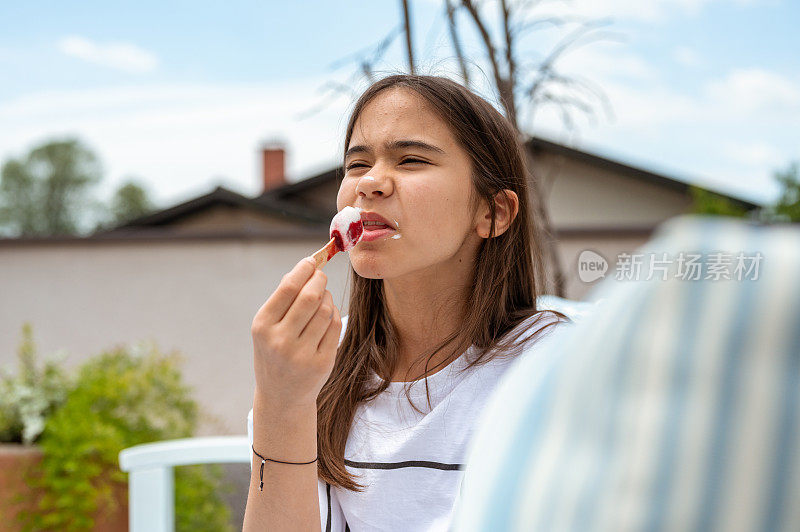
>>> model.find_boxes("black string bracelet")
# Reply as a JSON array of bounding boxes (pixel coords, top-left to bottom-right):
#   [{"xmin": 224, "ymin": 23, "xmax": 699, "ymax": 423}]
[{"xmin": 252, "ymin": 445, "xmax": 318, "ymax": 491}]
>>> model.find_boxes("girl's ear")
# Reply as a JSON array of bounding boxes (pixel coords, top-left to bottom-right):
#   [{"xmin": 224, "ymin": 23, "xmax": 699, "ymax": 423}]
[{"xmin": 476, "ymin": 189, "xmax": 519, "ymax": 238}]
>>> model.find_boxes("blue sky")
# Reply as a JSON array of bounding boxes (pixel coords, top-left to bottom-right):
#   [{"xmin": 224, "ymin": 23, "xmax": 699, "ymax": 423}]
[{"xmin": 1, "ymin": 0, "xmax": 797, "ymax": 210}]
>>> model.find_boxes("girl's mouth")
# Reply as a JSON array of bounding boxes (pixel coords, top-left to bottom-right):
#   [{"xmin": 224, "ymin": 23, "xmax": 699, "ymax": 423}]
[{"xmin": 360, "ymin": 220, "xmax": 396, "ymax": 242}]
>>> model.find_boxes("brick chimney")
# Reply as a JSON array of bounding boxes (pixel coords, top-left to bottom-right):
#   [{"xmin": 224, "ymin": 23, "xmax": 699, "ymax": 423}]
[{"xmin": 261, "ymin": 144, "xmax": 286, "ymax": 192}]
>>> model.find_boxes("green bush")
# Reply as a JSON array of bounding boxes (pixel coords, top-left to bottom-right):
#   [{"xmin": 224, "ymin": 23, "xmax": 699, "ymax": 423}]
[
  {"xmin": 0, "ymin": 323, "xmax": 70, "ymax": 444},
  {"xmin": 689, "ymin": 185, "xmax": 750, "ymax": 218},
  {"xmin": 3, "ymin": 326, "xmax": 233, "ymax": 531},
  {"xmin": 175, "ymin": 464, "xmax": 234, "ymax": 532}
]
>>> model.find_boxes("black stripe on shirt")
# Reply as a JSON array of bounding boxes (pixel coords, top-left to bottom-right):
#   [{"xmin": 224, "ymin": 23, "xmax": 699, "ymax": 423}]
[
  {"xmin": 325, "ymin": 482, "xmax": 349, "ymax": 532},
  {"xmin": 325, "ymin": 483, "xmax": 332, "ymax": 532},
  {"xmin": 326, "ymin": 461, "xmax": 461, "ymax": 530},
  {"xmin": 344, "ymin": 459, "xmax": 463, "ymax": 471}
]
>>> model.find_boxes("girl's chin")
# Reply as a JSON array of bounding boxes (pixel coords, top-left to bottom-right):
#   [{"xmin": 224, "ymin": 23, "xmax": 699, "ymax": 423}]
[
  {"xmin": 349, "ymin": 253, "xmax": 395, "ymax": 279},
  {"xmin": 355, "ymin": 271, "xmax": 388, "ymax": 280}
]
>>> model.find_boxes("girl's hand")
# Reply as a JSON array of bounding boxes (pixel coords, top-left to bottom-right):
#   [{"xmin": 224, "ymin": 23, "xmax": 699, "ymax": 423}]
[{"xmin": 251, "ymin": 257, "xmax": 342, "ymax": 409}]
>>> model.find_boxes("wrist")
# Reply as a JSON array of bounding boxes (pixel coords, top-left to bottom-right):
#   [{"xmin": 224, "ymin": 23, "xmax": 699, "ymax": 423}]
[
  {"xmin": 253, "ymin": 387, "xmax": 318, "ymax": 417},
  {"xmin": 251, "ymin": 389, "xmax": 318, "ymax": 465}
]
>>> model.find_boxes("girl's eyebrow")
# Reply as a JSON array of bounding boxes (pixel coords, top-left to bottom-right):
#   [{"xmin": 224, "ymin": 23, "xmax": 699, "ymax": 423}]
[
  {"xmin": 389, "ymin": 140, "xmax": 446, "ymax": 154},
  {"xmin": 345, "ymin": 139, "xmax": 446, "ymax": 160}
]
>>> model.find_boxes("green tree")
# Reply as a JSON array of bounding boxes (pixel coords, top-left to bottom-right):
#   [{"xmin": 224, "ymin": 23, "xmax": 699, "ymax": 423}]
[
  {"xmin": 111, "ymin": 179, "xmax": 154, "ymax": 221},
  {"xmin": 91, "ymin": 179, "xmax": 156, "ymax": 233},
  {"xmin": 689, "ymin": 185, "xmax": 750, "ymax": 218},
  {"xmin": 767, "ymin": 161, "xmax": 800, "ymax": 222},
  {"xmin": 0, "ymin": 139, "xmax": 158, "ymax": 237},
  {"xmin": 0, "ymin": 138, "xmax": 104, "ymax": 237}
]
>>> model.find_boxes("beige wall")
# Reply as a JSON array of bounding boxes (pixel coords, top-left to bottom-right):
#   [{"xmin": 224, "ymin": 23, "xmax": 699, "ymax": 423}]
[
  {"xmin": 525, "ymin": 150, "xmax": 693, "ymax": 299},
  {"xmin": 534, "ymin": 152, "xmax": 693, "ymax": 228},
  {"xmin": 0, "ymin": 238, "xmax": 351, "ymax": 436},
  {"xmin": 556, "ymin": 235, "xmax": 652, "ymax": 300}
]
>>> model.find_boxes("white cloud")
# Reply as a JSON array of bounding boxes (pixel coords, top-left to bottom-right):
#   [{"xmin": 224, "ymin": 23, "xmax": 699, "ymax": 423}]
[
  {"xmin": 521, "ymin": 42, "xmax": 795, "ymax": 203},
  {"xmin": 705, "ymin": 68, "xmax": 800, "ymax": 114},
  {"xmin": 57, "ymin": 35, "xmax": 159, "ymax": 74},
  {"xmin": 525, "ymin": 0, "xmax": 771, "ymax": 22},
  {"xmin": 522, "ymin": 44, "xmax": 694, "ymax": 131},
  {"xmin": 556, "ymin": 43, "xmax": 659, "ymax": 83},
  {"xmin": 527, "ymin": 43, "xmax": 800, "ymax": 133},
  {"xmin": 722, "ymin": 140, "xmax": 786, "ymax": 167},
  {"xmin": 0, "ymin": 78, "xmax": 353, "ymax": 207},
  {"xmin": 672, "ymin": 46, "xmax": 703, "ymax": 68},
  {"xmin": 564, "ymin": 0, "xmax": 709, "ymax": 21}
]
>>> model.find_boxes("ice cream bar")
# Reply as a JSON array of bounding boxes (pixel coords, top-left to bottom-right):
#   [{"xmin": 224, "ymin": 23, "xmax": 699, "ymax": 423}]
[
  {"xmin": 311, "ymin": 206, "xmax": 364, "ymax": 269},
  {"xmin": 329, "ymin": 206, "xmax": 364, "ymax": 253}
]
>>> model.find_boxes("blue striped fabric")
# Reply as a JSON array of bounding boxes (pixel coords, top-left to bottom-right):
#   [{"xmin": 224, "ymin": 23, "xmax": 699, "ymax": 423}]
[{"xmin": 451, "ymin": 215, "xmax": 800, "ymax": 532}]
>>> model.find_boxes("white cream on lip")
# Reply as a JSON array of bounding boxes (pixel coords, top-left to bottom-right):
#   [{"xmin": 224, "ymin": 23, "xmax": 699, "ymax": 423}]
[
  {"xmin": 391, "ymin": 219, "xmax": 401, "ymax": 239},
  {"xmin": 329, "ymin": 206, "xmax": 364, "ymax": 251}
]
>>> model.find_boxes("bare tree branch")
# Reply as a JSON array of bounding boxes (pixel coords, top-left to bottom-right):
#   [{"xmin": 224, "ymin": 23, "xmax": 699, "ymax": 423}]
[
  {"xmin": 361, "ymin": 61, "xmax": 375, "ymax": 83},
  {"xmin": 326, "ymin": 26, "xmax": 403, "ymax": 71},
  {"xmin": 299, "ymin": 0, "xmax": 622, "ymax": 296},
  {"xmin": 458, "ymin": 0, "xmax": 619, "ymax": 296},
  {"xmin": 501, "ymin": 0, "xmax": 517, "ymax": 97},
  {"xmin": 514, "ymin": 15, "xmax": 586, "ymax": 37},
  {"xmin": 524, "ymin": 23, "xmax": 620, "ymax": 127},
  {"xmin": 529, "ymin": 72, "xmax": 614, "ymax": 122},
  {"xmin": 460, "ymin": 0, "xmax": 500, "ymax": 81},
  {"xmin": 538, "ymin": 20, "xmax": 622, "ymax": 75},
  {"xmin": 445, "ymin": 0, "xmax": 470, "ymax": 87},
  {"xmin": 461, "ymin": 0, "xmax": 517, "ymax": 128},
  {"xmin": 298, "ymin": 26, "xmax": 403, "ymax": 120},
  {"xmin": 537, "ymin": 92, "xmax": 595, "ymax": 122},
  {"xmin": 294, "ymin": 79, "xmax": 359, "ymax": 121},
  {"xmin": 523, "ymin": 149, "xmax": 566, "ymax": 297},
  {"xmin": 401, "ymin": 0, "xmax": 416, "ymax": 74}
]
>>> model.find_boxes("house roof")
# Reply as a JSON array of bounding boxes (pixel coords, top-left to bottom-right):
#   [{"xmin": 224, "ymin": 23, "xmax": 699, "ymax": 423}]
[
  {"xmin": 93, "ymin": 184, "xmax": 329, "ymax": 237},
  {"xmin": 0, "ymin": 226, "xmax": 328, "ymax": 246},
  {"xmin": 259, "ymin": 167, "xmax": 341, "ymax": 203}
]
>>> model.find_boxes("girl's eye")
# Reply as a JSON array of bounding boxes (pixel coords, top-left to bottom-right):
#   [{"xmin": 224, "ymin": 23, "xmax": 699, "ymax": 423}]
[
  {"xmin": 346, "ymin": 162, "xmax": 369, "ymax": 171},
  {"xmin": 400, "ymin": 158, "xmax": 427, "ymax": 165}
]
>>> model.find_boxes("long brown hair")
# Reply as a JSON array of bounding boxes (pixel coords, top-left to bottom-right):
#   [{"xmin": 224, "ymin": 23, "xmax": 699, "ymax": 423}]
[{"xmin": 317, "ymin": 74, "xmax": 567, "ymax": 490}]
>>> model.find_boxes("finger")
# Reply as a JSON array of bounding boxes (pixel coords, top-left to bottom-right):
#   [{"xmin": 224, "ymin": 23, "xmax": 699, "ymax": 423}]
[
  {"xmin": 261, "ymin": 257, "xmax": 316, "ymax": 323},
  {"xmin": 281, "ymin": 269, "xmax": 329, "ymax": 337},
  {"xmin": 317, "ymin": 305, "xmax": 343, "ymax": 355},
  {"xmin": 299, "ymin": 291, "xmax": 334, "ymax": 345}
]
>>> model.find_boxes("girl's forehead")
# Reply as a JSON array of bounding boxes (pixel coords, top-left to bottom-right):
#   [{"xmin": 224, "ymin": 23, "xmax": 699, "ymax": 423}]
[
  {"xmin": 368, "ymin": 86, "xmax": 428, "ymax": 111},
  {"xmin": 349, "ymin": 88, "xmax": 453, "ymax": 146}
]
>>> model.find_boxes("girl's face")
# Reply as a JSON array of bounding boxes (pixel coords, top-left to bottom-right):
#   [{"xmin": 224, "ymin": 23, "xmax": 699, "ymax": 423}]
[{"xmin": 337, "ymin": 87, "xmax": 483, "ymax": 280}]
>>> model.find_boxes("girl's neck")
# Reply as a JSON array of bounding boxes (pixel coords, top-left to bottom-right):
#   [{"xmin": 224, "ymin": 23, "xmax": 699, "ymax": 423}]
[{"xmin": 382, "ymin": 261, "xmax": 472, "ymax": 382}]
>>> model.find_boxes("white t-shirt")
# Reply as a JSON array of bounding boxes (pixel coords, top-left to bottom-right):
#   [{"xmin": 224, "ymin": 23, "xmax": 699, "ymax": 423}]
[{"xmin": 247, "ymin": 312, "xmax": 563, "ymax": 531}]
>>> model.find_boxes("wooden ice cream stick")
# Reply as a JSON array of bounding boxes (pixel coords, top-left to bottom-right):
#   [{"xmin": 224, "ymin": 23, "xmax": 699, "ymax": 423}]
[{"xmin": 312, "ymin": 238, "xmax": 337, "ymax": 269}]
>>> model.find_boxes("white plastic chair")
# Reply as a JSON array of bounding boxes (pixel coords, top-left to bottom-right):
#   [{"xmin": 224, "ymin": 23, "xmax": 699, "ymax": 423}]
[{"xmin": 118, "ymin": 436, "xmax": 250, "ymax": 532}]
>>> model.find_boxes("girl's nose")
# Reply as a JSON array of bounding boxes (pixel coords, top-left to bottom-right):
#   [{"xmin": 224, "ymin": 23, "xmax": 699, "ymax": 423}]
[{"xmin": 356, "ymin": 173, "xmax": 392, "ymax": 199}]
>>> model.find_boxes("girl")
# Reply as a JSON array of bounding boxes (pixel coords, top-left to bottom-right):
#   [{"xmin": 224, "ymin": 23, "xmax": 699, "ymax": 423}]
[{"xmin": 244, "ymin": 74, "xmax": 568, "ymax": 531}]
